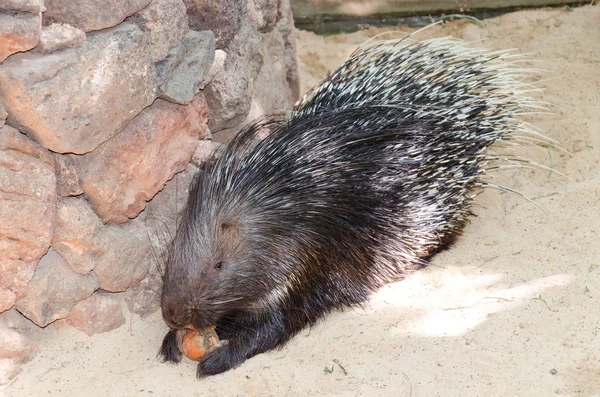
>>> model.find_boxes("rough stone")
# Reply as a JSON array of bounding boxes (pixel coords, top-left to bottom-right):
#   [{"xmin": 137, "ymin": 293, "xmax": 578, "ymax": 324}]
[
  {"xmin": 0, "ymin": 101, "xmax": 6, "ymax": 128},
  {"xmin": 36, "ymin": 23, "xmax": 86, "ymax": 54},
  {"xmin": 213, "ymin": 0, "xmax": 299, "ymax": 139},
  {"xmin": 53, "ymin": 198, "xmax": 152, "ymax": 292},
  {"xmin": 199, "ymin": 49, "xmax": 226, "ymax": 89},
  {"xmin": 246, "ymin": 0, "xmax": 279, "ymax": 33},
  {"xmin": 74, "ymin": 95, "xmax": 209, "ymax": 224},
  {"xmin": 158, "ymin": 30, "xmax": 215, "ymax": 104},
  {"xmin": 0, "ymin": 23, "xmax": 158, "ymax": 154},
  {"xmin": 0, "ymin": 309, "xmax": 35, "ymax": 385},
  {"xmin": 125, "ymin": 275, "xmax": 161, "ymax": 318},
  {"xmin": 15, "ymin": 249, "xmax": 99, "ymax": 327},
  {"xmin": 0, "ymin": 309, "xmax": 35, "ymax": 362},
  {"xmin": 142, "ymin": 160, "xmax": 199, "ymax": 231},
  {"xmin": 92, "ymin": 219, "xmax": 152, "ymax": 292},
  {"xmin": 66, "ymin": 293, "xmax": 125, "ymax": 336},
  {"xmin": 0, "ymin": 0, "xmax": 45, "ymax": 13},
  {"xmin": 0, "ymin": 125, "xmax": 56, "ymax": 313},
  {"xmin": 43, "ymin": 0, "xmax": 152, "ymax": 32},
  {"xmin": 204, "ymin": 19, "xmax": 264, "ymax": 131},
  {"xmin": 54, "ymin": 154, "xmax": 83, "ymax": 197},
  {"xmin": 183, "ymin": 0, "xmax": 245, "ymax": 49},
  {"xmin": 191, "ymin": 139, "xmax": 220, "ymax": 165},
  {"xmin": 251, "ymin": 0, "xmax": 299, "ymax": 114},
  {"xmin": 132, "ymin": 0, "xmax": 189, "ymax": 62},
  {"xmin": 0, "ymin": 12, "xmax": 41, "ymax": 62},
  {"xmin": 52, "ymin": 197, "xmax": 105, "ymax": 274}
]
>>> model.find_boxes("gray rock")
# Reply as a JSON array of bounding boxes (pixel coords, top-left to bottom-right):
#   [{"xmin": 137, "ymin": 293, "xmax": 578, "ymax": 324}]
[
  {"xmin": 125, "ymin": 275, "xmax": 161, "ymax": 318},
  {"xmin": 15, "ymin": 249, "xmax": 99, "ymax": 327},
  {"xmin": 0, "ymin": 12, "xmax": 41, "ymax": 62},
  {"xmin": 92, "ymin": 220, "xmax": 152, "ymax": 292},
  {"xmin": 0, "ymin": 125, "xmax": 56, "ymax": 313},
  {"xmin": 54, "ymin": 154, "xmax": 83, "ymax": 197},
  {"xmin": 0, "ymin": 101, "xmax": 6, "ymax": 128},
  {"xmin": 131, "ymin": 0, "xmax": 189, "ymax": 62},
  {"xmin": 0, "ymin": 23, "xmax": 158, "ymax": 154},
  {"xmin": 52, "ymin": 197, "xmax": 106, "ymax": 274},
  {"xmin": 183, "ymin": 0, "xmax": 245, "ymax": 49},
  {"xmin": 43, "ymin": 0, "xmax": 152, "ymax": 32},
  {"xmin": 251, "ymin": 0, "xmax": 299, "ymax": 114},
  {"xmin": 141, "ymin": 160, "xmax": 199, "ymax": 236},
  {"xmin": 0, "ymin": 0, "xmax": 45, "ymax": 13},
  {"xmin": 36, "ymin": 23, "xmax": 86, "ymax": 54},
  {"xmin": 246, "ymin": 0, "xmax": 279, "ymax": 33},
  {"xmin": 199, "ymin": 49, "xmax": 226, "ymax": 89},
  {"xmin": 204, "ymin": 19, "xmax": 264, "ymax": 131},
  {"xmin": 73, "ymin": 95, "xmax": 208, "ymax": 224},
  {"xmin": 66, "ymin": 292, "xmax": 125, "ymax": 336},
  {"xmin": 158, "ymin": 30, "xmax": 216, "ymax": 104},
  {"xmin": 191, "ymin": 140, "xmax": 220, "ymax": 165}
]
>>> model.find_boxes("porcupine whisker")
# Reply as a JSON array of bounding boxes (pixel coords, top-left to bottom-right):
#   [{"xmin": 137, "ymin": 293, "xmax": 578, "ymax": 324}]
[
  {"xmin": 485, "ymin": 156, "xmax": 573, "ymax": 181},
  {"xmin": 511, "ymin": 136, "xmax": 572, "ymax": 155},
  {"xmin": 356, "ymin": 20, "xmax": 446, "ymax": 51},
  {"xmin": 477, "ymin": 183, "xmax": 544, "ymax": 210},
  {"xmin": 210, "ymin": 297, "xmax": 244, "ymax": 305},
  {"xmin": 517, "ymin": 123, "xmax": 562, "ymax": 146}
]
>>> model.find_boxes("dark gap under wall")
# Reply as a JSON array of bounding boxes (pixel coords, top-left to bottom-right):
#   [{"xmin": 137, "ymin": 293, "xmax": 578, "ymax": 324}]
[{"xmin": 292, "ymin": 1, "xmax": 590, "ymax": 33}]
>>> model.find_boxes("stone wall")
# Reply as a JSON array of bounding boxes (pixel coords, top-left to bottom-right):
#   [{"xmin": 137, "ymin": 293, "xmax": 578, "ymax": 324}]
[{"xmin": 0, "ymin": 0, "xmax": 299, "ymax": 383}]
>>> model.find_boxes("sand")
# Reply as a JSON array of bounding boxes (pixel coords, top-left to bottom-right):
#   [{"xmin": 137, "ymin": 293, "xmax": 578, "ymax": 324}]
[{"xmin": 2, "ymin": 4, "xmax": 599, "ymax": 397}]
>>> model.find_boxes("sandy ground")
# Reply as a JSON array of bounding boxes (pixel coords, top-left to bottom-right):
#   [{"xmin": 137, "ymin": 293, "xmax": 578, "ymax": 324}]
[{"xmin": 2, "ymin": 4, "xmax": 600, "ymax": 397}]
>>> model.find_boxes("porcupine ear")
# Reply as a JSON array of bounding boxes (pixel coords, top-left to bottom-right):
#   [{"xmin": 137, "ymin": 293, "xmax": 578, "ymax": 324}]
[{"xmin": 220, "ymin": 222, "xmax": 241, "ymax": 250}]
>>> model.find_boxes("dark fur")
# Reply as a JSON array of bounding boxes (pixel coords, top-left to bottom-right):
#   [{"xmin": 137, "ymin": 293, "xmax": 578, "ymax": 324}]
[{"xmin": 159, "ymin": 106, "xmax": 494, "ymax": 376}]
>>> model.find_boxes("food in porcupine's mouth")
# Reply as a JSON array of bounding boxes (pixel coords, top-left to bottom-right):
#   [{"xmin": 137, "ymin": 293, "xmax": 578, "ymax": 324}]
[{"xmin": 177, "ymin": 327, "xmax": 220, "ymax": 361}]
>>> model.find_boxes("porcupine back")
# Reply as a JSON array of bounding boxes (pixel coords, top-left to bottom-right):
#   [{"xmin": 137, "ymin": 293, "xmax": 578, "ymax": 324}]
[{"xmin": 170, "ymin": 35, "xmax": 547, "ymax": 335}]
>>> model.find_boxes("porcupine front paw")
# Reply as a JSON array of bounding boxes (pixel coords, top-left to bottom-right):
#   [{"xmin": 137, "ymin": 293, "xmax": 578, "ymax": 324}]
[
  {"xmin": 158, "ymin": 329, "xmax": 182, "ymax": 363},
  {"xmin": 196, "ymin": 341, "xmax": 245, "ymax": 377}
]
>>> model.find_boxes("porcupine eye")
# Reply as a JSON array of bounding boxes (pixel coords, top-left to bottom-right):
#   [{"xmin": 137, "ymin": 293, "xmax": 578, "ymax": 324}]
[{"xmin": 214, "ymin": 261, "xmax": 223, "ymax": 270}]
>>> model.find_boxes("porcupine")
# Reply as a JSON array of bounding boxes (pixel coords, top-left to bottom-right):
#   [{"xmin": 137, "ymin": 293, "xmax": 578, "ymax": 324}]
[{"xmin": 158, "ymin": 34, "xmax": 549, "ymax": 377}]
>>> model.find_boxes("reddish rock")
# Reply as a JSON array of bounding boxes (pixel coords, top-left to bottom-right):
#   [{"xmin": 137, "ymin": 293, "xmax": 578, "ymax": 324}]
[
  {"xmin": 158, "ymin": 30, "xmax": 216, "ymax": 104},
  {"xmin": 184, "ymin": 0, "xmax": 245, "ymax": 49},
  {"xmin": 74, "ymin": 95, "xmax": 208, "ymax": 224},
  {"xmin": 0, "ymin": 309, "xmax": 35, "ymax": 385},
  {"xmin": 54, "ymin": 154, "xmax": 83, "ymax": 197},
  {"xmin": 92, "ymin": 219, "xmax": 152, "ymax": 292},
  {"xmin": 0, "ymin": 0, "xmax": 45, "ymax": 13},
  {"xmin": 204, "ymin": 19, "xmax": 264, "ymax": 131},
  {"xmin": 0, "ymin": 23, "xmax": 158, "ymax": 154},
  {"xmin": 246, "ymin": 0, "xmax": 279, "ymax": 33},
  {"xmin": 0, "ymin": 12, "xmax": 41, "ymax": 62},
  {"xmin": 53, "ymin": 198, "xmax": 152, "ymax": 292},
  {"xmin": 66, "ymin": 293, "xmax": 125, "ymax": 336},
  {"xmin": 0, "ymin": 309, "xmax": 35, "ymax": 362},
  {"xmin": 52, "ymin": 197, "xmax": 106, "ymax": 274},
  {"xmin": 0, "ymin": 289, "xmax": 16, "ymax": 313},
  {"xmin": 15, "ymin": 249, "xmax": 99, "ymax": 327},
  {"xmin": 132, "ymin": 0, "xmax": 189, "ymax": 62},
  {"xmin": 36, "ymin": 23, "xmax": 86, "ymax": 54},
  {"xmin": 0, "ymin": 126, "xmax": 56, "ymax": 314},
  {"xmin": 43, "ymin": 0, "xmax": 152, "ymax": 32}
]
